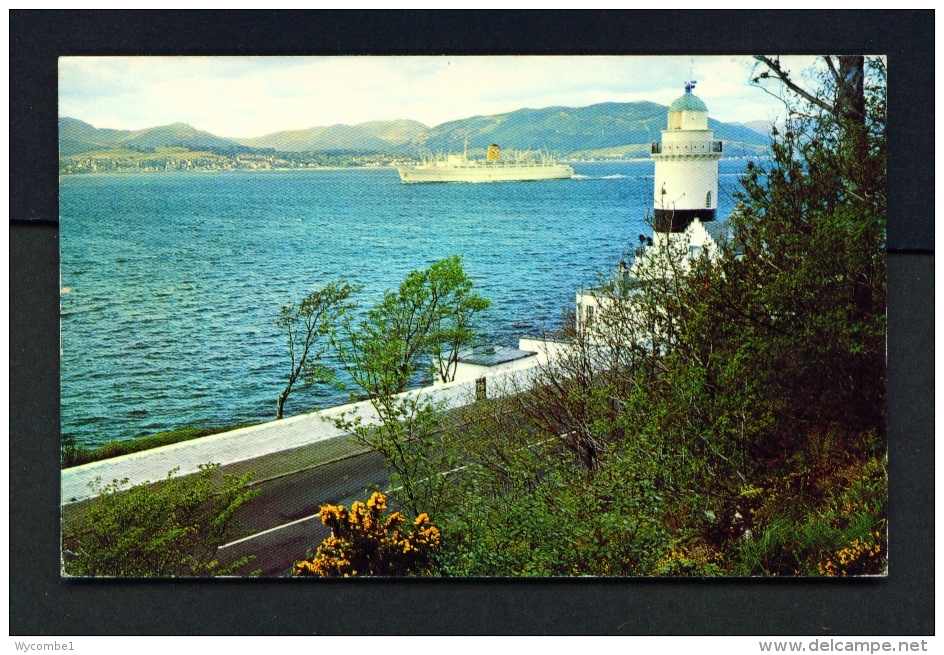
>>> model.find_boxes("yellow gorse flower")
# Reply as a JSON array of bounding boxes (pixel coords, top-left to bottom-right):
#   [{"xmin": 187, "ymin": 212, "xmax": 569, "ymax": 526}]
[
  {"xmin": 818, "ymin": 532, "xmax": 885, "ymax": 576},
  {"xmin": 294, "ymin": 492, "xmax": 442, "ymax": 577}
]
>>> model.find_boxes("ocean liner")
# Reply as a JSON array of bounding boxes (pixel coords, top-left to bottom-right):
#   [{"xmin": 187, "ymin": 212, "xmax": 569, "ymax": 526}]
[{"xmin": 397, "ymin": 143, "xmax": 573, "ymax": 184}]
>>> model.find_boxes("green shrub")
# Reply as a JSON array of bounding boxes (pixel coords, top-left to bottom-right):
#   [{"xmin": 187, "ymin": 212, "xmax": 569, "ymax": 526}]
[{"xmin": 62, "ymin": 463, "xmax": 259, "ymax": 577}]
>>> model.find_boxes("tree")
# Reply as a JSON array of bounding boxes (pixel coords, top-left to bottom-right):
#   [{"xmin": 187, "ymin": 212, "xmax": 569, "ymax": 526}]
[
  {"xmin": 738, "ymin": 55, "xmax": 886, "ymax": 451},
  {"xmin": 293, "ymin": 492, "xmax": 441, "ymax": 577},
  {"xmin": 330, "ymin": 256, "xmax": 489, "ymax": 519},
  {"xmin": 62, "ymin": 463, "xmax": 260, "ymax": 577},
  {"xmin": 421, "ymin": 56, "xmax": 886, "ymax": 576},
  {"xmin": 425, "ymin": 256, "xmax": 493, "ymax": 384},
  {"xmin": 276, "ymin": 281, "xmax": 359, "ymax": 419},
  {"xmin": 751, "ymin": 56, "xmax": 885, "ymax": 328},
  {"xmin": 334, "ymin": 255, "xmax": 490, "ymax": 397}
]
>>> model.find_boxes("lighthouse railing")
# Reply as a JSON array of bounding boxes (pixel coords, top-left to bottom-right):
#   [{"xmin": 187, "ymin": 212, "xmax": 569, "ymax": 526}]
[{"xmin": 651, "ymin": 140, "xmax": 723, "ymax": 155}]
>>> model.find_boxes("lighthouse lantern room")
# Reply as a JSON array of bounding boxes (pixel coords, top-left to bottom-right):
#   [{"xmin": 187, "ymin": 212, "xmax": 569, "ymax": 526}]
[{"xmin": 651, "ymin": 81, "xmax": 722, "ymax": 238}]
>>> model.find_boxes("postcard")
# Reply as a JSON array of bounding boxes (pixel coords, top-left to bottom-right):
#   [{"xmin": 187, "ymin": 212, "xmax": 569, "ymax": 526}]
[{"xmin": 59, "ymin": 55, "xmax": 886, "ymax": 578}]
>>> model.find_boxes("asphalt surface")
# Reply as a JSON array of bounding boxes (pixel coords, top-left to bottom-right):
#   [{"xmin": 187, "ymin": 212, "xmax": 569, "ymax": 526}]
[{"xmin": 217, "ymin": 449, "xmax": 391, "ymax": 576}]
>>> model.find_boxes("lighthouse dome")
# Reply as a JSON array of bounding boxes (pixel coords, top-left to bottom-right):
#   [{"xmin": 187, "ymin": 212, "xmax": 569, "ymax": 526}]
[
  {"xmin": 667, "ymin": 88, "xmax": 709, "ymax": 130},
  {"xmin": 669, "ymin": 92, "xmax": 708, "ymax": 113}
]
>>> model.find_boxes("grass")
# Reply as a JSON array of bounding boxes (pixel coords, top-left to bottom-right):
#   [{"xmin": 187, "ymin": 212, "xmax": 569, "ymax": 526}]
[
  {"xmin": 728, "ymin": 454, "xmax": 887, "ymax": 576},
  {"xmin": 62, "ymin": 424, "xmax": 254, "ymax": 469}
]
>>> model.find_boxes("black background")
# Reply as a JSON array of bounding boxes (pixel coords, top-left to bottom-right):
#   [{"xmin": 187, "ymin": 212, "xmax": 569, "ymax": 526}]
[{"xmin": 10, "ymin": 10, "xmax": 934, "ymax": 635}]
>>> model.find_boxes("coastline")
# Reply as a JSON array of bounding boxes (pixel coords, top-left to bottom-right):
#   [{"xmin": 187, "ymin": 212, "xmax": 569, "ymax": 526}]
[
  {"xmin": 59, "ymin": 156, "xmax": 764, "ymax": 177},
  {"xmin": 59, "ymin": 164, "xmax": 401, "ymax": 177}
]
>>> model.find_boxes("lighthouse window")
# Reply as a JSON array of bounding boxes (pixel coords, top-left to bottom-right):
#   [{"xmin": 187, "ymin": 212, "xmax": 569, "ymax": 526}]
[{"xmin": 706, "ymin": 191, "xmax": 712, "ymax": 209}]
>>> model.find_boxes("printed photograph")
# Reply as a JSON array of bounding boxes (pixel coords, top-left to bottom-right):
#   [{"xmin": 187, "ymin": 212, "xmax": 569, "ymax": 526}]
[{"xmin": 59, "ymin": 55, "xmax": 887, "ymax": 577}]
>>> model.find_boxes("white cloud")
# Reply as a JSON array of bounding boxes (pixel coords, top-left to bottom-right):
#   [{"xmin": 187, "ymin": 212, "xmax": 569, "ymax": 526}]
[{"xmin": 59, "ymin": 55, "xmax": 823, "ymax": 137}]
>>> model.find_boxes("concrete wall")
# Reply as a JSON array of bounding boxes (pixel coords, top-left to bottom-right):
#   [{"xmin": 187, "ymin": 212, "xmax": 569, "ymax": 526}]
[
  {"xmin": 518, "ymin": 337, "xmax": 572, "ymax": 365},
  {"xmin": 450, "ymin": 353, "xmax": 540, "ymax": 384},
  {"xmin": 61, "ymin": 359, "xmax": 550, "ymax": 505}
]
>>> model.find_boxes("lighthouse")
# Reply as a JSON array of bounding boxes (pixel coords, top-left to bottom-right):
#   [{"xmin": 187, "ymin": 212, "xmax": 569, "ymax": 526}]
[
  {"xmin": 575, "ymin": 82, "xmax": 731, "ymax": 335},
  {"xmin": 650, "ymin": 81, "xmax": 722, "ymax": 242}
]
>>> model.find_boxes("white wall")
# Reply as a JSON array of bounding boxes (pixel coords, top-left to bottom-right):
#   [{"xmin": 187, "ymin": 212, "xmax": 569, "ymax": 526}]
[
  {"xmin": 62, "ymin": 354, "xmax": 550, "ymax": 504},
  {"xmin": 519, "ymin": 337, "xmax": 572, "ymax": 365},
  {"xmin": 653, "ymin": 157, "xmax": 719, "ymax": 211},
  {"xmin": 661, "ymin": 129, "xmax": 714, "ymax": 147},
  {"xmin": 447, "ymin": 353, "xmax": 540, "ymax": 385},
  {"xmin": 667, "ymin": 110, "xmax": 709, "ymax": 130},
  {"xmin": 637, "ymin": 218, "xmax": 722, "ymax": 279}
]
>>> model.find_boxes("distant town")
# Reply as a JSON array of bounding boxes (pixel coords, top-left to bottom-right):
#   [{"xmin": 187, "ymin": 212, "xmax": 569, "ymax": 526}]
[
  {"xmin": 59, "ymin": 100, "xmax": 770, "ymax": 175},
  {"xmin": 59, "ymin": 149, "xmax": 414, "ymax": 174}
]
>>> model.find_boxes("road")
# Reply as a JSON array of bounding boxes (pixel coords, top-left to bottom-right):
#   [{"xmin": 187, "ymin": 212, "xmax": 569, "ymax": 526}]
[{"xmin": 216, "ymin": 449, "xmax": 391, "ymax": 576}]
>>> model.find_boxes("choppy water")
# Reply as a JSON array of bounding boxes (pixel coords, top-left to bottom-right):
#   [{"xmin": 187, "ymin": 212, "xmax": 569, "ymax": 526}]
[{"xmin": 60, "ymin": 160, "xmax": 749, "ymax": 447}]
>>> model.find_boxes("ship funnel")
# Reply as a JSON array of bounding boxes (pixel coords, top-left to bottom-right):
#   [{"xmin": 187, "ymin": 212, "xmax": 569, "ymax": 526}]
[{"xmin": 487, "ymin": 144, "xmax": 501, "ymax": 161}]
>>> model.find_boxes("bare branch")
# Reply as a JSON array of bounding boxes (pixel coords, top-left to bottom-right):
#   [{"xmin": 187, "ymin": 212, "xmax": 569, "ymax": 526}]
[
  {"xmin": 754, "ymin": 55, "xmax": 835, "ymax": 116},
  {"xmin": 823, "ymin": 55, "xmax": 841, "ymax": 86}
]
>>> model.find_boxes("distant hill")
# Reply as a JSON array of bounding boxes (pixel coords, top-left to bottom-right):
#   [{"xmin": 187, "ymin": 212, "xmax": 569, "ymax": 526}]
[
  {"xmin": 413, "ymin": 102, "xmax": 667, "ymax": 154},
  {"xmin": 119, "ymin": 123, "xmax": 255, "ymax": 154},
  {"xmin": 58, "ymin": 117, "xmax": 257, "ymax": 157},
  {"xmin": 409, "ymin": 102, "xmax": 768, "ymax": 155},
  {"xmin": 60, "ymin": 102, "xmax": 770, "ymax": 160},
  {"xmin": 59, "ymin": 117, "xmax": 130, "ymax": 156},
  {"xmin": 732, "ymin": 119, "xmax": 783, "ymax": 136},
  {"xmin": 233, "ymin": 119, "xmax": 428, "ymax": 152}
]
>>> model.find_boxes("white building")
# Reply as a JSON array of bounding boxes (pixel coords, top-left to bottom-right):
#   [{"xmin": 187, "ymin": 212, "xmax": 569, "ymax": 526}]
[
  {"xmin": 434, "ymin": 345, "xmax": 540, "ymax": 400},
  {"xmin": 577, "ymin": 82, "xmax": 730, "ymax": 330},
  {"xmin": 651, "ymin": 81, "xmax": 723, "ymax": 246}
]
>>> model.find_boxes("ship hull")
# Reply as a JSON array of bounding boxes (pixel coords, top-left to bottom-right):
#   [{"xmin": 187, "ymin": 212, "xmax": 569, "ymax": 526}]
[{"xmin": 397, "ymin": 163, "xmax": 574, "ymax": 183}]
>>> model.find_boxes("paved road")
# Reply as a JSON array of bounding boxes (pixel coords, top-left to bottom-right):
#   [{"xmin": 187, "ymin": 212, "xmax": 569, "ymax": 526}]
[{"xmin": 217, "ymin": 450, "xmax": 391, "ymax": 576}]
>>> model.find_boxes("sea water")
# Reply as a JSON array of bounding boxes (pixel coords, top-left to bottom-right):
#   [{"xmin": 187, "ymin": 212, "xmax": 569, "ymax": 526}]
[{"xmin": 60, "ymin": 159, "xmax": 750, "ymax": 447}]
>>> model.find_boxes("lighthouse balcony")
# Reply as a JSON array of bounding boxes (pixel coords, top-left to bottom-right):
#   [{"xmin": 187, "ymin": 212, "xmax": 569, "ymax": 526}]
[{"xmin": 651, "ymin": 140, "xmax": 722, "ymax": 155}]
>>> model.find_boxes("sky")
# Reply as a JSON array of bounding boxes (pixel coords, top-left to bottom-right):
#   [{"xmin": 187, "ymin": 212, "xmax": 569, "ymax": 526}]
[{"xmin": 58, "ymin": 56, "xmax": 821, "ymax": 138}]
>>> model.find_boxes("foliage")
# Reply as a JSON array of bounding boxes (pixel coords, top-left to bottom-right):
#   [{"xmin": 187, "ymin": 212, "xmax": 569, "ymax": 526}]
[
  {"xmin": 294, "ymin": 492, "xmax": 440, "ymax": 577},
  {"xmin": 818, "ymin": 532, "xmax": 885, "ymax": 577},
  {"xmin": 62, "ymin": 464, "xmax": 260, "ymax": 577},
  {"xmin": 421, "ymin": 56, "xmax": 886, "ymax": 577},
  {"xmin": 333, "ymin": 397, "xmax": 461, "ymax": 521},
  {"xmin": 330, "ymin": 256, "xmax": 488, "ymax": 519},
  {"xmin": 276, "ymin": 281, "xmax": 359, "ymax": 419},
  {"xmin": 334, "ymin": 255, "xmax": 491, "ymax": 395}
]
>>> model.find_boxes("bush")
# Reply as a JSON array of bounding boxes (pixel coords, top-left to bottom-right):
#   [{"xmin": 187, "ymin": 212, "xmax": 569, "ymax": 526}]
[
  {"xmin": 294, "ymin": 492, "xmax": 441, "ymax": 577},
  {"xmin": 62, "ymin": 463, "xmax": 259, "ymax": 577}
]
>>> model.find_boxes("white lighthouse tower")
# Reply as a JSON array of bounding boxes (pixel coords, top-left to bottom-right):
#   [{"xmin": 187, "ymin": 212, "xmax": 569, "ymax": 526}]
[
  {"xmin": 650, "ymin": 81, "xmax": 722, "ymax": 243},
  {"xmin": 574, "ymin": 82, "xmax": 729, "ymax": 335}
]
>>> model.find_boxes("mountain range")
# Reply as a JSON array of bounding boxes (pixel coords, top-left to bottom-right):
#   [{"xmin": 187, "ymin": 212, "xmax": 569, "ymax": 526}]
[
  {"xmin": 60, "ymin": 101, "xmax": 770, "ymax": 158},
  {"xmin": 59, "ymin": 118, "xmax": 259, "ymax": 157}
]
